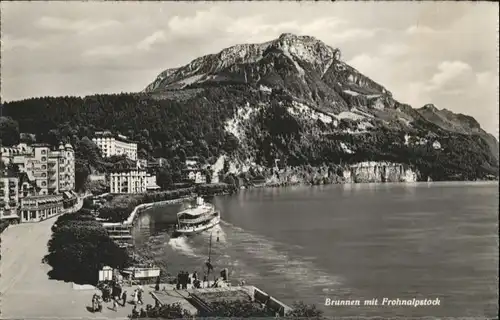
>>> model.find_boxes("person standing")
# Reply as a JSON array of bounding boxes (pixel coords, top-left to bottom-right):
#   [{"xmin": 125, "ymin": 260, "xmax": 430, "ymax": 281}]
[
  {"xmin": 92, "ymin": 294, "xmax": 96, "ymax": 312},
  {"xmin": 96, "ymin": 296, "xmax": 103, "ymax": 313},
  {"xmin": 133, "ymin": 290, "xmax": 138, "ymax": 305},
  {"xmin": 155, "ymin": 277, "xmax": 160, "ymax": 291},
  {"xmin": 176, "ymin": 272, "xmax": 181, "ymax": 290},
  {"xmin": 112, "ymin": 298, "xmax": 118, "ymax": 311},
  {"xmin": 122, "ymin": 290, "xmax": 127, "ymax": 307},
  {"xmin": 137, "ymin": 289, "xmax": 143, "ymax": 305}
]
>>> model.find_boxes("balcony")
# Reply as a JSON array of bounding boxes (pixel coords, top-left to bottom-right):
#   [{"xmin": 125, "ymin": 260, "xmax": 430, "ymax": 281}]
[{"xmin": 9, "ymin": 200, "xmax": 17, "ymax": 207}]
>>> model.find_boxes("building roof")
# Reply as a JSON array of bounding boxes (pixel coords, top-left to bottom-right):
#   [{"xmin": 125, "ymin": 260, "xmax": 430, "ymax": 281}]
[
  {"xmin": 22, "ymin": 194, "xmax": 63, "ymax": 200},
  {"xmin": 31, "ymin": 143, "xmax": 52, "ymax": 148},
  {"xmin": 94, "ymin": 131, "xmax": 137, "ymax": 144}
]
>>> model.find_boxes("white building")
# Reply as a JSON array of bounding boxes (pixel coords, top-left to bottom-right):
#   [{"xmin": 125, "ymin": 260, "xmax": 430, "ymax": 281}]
[
  {"xmin": 137, "ymin": 158, "xmax": 148, "ymax": 169},
  {"xmin": 19, "ymin": 194, "xmax": 64, "ymax": 223},
  {"xmin": 0, "ymin": 175, "xmax": 20, "ymax": 221},
  {"xmin": 92, "ymin": 131, "xmax": 137, "ymax": 161},
  {"xmin": 183, "ymin": 169, "xmax": 206, "ymax": 184},
  {"xmin": 146, "ymin": 174, "xmax": 160, "ymax": 191},
  {"xmin": 2, "ymin": 143, "xmax": 75, "ymax": 195},
  {"xmin": 109, "ymin": 169, "xmax": 147, "ymax": 194}
]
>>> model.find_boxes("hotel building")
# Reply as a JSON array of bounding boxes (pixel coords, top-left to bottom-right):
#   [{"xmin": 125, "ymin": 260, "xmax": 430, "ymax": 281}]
[
  {"xmin": 6, "ymin": 143, "xmax": 76, "ymax": 195},
  {"xmin": 1, "ymin": 143, "xmax": 76, "ymax": 223},
  {"xmin": 19, "ymin": 194, "xmax": 64, "ymax": 222},
  {"xmin": 110, "ymin": 169, "xmax": 147, "ymax": 194},
  {"xmin": 92, "ymin": 131, "xmax": 137, "ymax": 161},
  {"xmin": 0, "ymin": 175, "xmax": 20, "ymax": 221}
]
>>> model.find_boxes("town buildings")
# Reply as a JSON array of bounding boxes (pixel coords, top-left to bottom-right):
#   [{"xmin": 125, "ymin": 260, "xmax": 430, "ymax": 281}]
[
  {"xmin": 109, "ymin": 169, "xmax": 147, "ymax": 194},
  {"xmin": 0, "ymin": 175, "xmax": 20, "ymax": 222},
  {"xmin": 92, "ymin": 131, "xmax": 137, "ymax": 161},
  {"xmin": 19, "ymin": 194, "xmax": 64, "ymax": 223},
  {"xmin": 183, "ymin": 169, "xmax": 207, "ymax": 184},
  {"xmin": 147, "ymin": 157, "xmax": 167, "ymax": 170},
  {"xmin": 182, "ymin": 156, "xmax": 208, "ymax": 184},
  {"xmin": 146, "ymin": 174, "xmax": 160, "ymax": 191},
  {"xmin": 0, "ymin": 142, "xmax": 76, "ymax": 222}
]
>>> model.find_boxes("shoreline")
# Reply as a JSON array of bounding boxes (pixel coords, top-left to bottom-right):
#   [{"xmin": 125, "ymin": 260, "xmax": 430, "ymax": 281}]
[{"xmin": 101, "ymin": 196, "xmax": 192, "ymax": 227}]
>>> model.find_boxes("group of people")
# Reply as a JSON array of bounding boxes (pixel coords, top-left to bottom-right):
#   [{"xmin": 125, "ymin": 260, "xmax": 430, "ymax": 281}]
[
  {"xmin": 176, "ymin": 270, "xmax": 210, "ymax": 290},
  {"xmin": 176, "ymin": 271, "xmax": 191, "ymax": 289},
  {"xmin": 130, "ymin": 303, "xmax": 159, "ymax": 319},
  {"xmin": 91, "ymin": 283, "xmax": 145, "ymax": 313}
]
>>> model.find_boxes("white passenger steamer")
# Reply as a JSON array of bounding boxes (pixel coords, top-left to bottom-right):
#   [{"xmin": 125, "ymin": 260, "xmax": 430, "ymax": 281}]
[{"xmin": 173, "ymin": 197, "xmax": 220, "ymax": 236}]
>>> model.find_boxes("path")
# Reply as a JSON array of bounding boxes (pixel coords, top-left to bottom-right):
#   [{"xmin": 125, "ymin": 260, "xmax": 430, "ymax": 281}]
[{"xmin": 0, "ymin": 197, "xmax": 152, "ymax": 319}]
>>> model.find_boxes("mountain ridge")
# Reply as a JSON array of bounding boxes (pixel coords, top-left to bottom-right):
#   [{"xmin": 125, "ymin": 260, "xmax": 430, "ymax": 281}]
[{"xmin": 144, "ymin": 33, "xmax": 496, "ymax": 147}]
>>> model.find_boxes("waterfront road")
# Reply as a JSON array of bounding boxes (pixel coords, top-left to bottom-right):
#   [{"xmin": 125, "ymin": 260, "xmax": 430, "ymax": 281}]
[{"xmin": 0, "ymin": 197, "xmax": 159, "ymax": 319}]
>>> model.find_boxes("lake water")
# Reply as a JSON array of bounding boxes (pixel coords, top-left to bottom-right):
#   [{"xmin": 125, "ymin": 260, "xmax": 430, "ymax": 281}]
[{"xmin": 132, "ymin": 182, "xmax": 499, "ymax": 318}]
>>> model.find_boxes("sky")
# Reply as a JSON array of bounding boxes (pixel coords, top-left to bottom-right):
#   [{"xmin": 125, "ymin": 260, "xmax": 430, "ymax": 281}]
[{"xmin": 1, "ymin": 1, "xmax": 498, "ymax": 137}]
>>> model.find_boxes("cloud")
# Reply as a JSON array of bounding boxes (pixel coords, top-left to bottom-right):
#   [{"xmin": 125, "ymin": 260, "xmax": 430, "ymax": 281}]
[
  {"xmin": 347, "ymin": 54, "xmax": 382, "ymax": 72},
  {"xmin": 379, "ymin": 43, "xmax": 409, "ymax": 57},
  {"xmin": 83, "ymin": 30, "xmax": 170, "ymax": 57},
  {"xmin": 168, "ymin": 7, "xmax": 231, "ymax": 36},
  {"xmin": 427, "ymin": 60, "xmax": 472, "ymax": 91},
  {"xmin": 406, "ymin": 25, "xmax": 438, "ymax": 35},
  {"xmin": 36, "ymin": 16, "xmax": 120, "ymax": 34},
  {"xmin": 83, "ymin": 45, "xmax": 134, "ymax": 57},
  {"xmin": 137, "ymin": 31, "xmax": 167, "ymax": 51},
  {"xmin": 1, "ymin": 35, "xmax": 41, "ymax": 51}
]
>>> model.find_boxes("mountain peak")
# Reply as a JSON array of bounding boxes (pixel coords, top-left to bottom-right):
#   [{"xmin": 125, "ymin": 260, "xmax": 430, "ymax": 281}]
[
  {"xmin": 421, "ymin": 103, "xmax": 438, "ymax": 111},
  {"xmin": 277, "ymin": 32, "xmax": 316, "ymax": 42}
]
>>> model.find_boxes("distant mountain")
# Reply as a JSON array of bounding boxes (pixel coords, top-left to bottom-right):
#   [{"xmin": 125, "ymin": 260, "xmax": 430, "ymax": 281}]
[
  {"xmin": 3, "ymin": 33, "xmax": 498, "ymax": 183},
  {"xmin": 416, "ymin": 104, "xmax": 498, "ymax": 161}
]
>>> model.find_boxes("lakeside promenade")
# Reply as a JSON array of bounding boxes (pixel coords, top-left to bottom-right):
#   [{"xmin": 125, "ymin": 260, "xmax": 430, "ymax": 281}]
[
  {"xmin": 0, "ymin": 196, "xmax": 192, "ymax": 319},
  {"xmin": 1, "ymin": 197, "xmax": 121, "ymax": 319}
]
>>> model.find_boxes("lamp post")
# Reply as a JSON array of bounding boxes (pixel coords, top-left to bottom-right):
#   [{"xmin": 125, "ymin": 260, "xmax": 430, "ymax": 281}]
[{"xmin": 205, "ymin": 229, "xmax": 219, "ymax": 283}]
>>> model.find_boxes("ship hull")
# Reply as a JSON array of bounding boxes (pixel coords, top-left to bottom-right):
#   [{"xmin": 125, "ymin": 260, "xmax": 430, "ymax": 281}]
[{"xmin": 173, "ymin": 215, "xmax": 220, "ymax": 237}]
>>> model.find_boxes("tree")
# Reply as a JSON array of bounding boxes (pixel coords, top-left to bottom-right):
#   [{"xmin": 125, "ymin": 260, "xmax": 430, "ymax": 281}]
[
  {"xmin": 75, "ymin": 137, "xmax": 102, "ymax": 165},
  {"xmin": 286, "ymin": 301, "xmax": 324, "ymax": 318},
  {"xmin": 157, "ymin": 168, "xmax": 173, "ymax": 189},
  {"xmin": 45, "ymin": 214, "xmax": 130, "ymax": 285},
  {"xmin": 0, "ymin": 116, "xmax": 20, "ymax": 146},
  {"xmin": 75, "ymin": 159, "xmax": 91, "ymax": 192},
  {"xmin": 224, "ymin": 174, "xmax": 236, "ymax": 186},
  {"xmin": 178, "ymin": 148, "xmax": 187, "ymax": 162}
]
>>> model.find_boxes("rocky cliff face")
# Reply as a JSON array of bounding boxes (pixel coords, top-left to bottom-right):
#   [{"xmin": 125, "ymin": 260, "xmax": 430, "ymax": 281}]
[{"xmin": 343, "ymin": 162, "xmax": 418, "ymax": 183}]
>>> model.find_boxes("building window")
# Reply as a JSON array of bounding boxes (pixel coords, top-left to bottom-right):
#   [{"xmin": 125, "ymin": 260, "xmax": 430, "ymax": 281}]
[
  {"xmin": 42, "ymin": 173, "xmax": 46, "ymax": 177},
  {"xmin": 42, "ymin": 165, "xmax": 47, "ymax": 169},
  {"xmin": 42, "ymin": 182, "xmax": 47, "ymax": 186},
  {"xmin": 41, "ymin": 150, "xmax": 46, "ymax": 155},
  {"xmin": 41, "ymin": 157, "xmax": 47, "ymax": 162}
]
